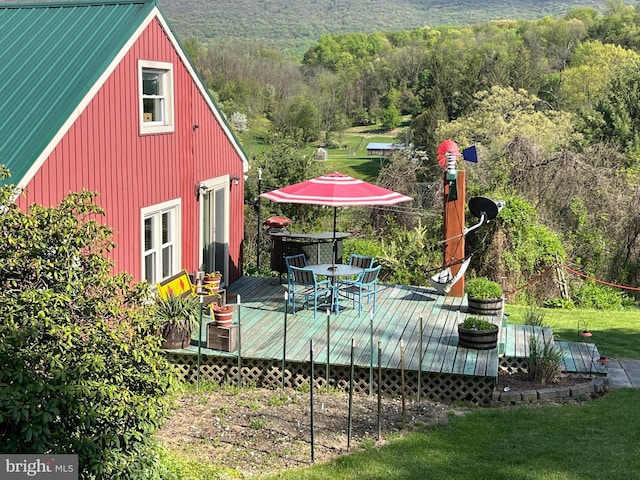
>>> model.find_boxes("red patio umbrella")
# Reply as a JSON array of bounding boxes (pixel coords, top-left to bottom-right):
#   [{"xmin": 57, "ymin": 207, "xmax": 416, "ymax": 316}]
[{"xmin": 260, "ymin": 171, "xmax": 413, "ymax": 266}]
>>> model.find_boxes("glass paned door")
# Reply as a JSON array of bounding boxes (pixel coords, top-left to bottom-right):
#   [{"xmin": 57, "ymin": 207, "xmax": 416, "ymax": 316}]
[{"xmin": 201, "ymin": 181, "xmax": 228, "ymax": 282}]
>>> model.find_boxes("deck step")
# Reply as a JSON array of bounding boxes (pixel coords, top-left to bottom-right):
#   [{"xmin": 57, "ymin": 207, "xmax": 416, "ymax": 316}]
[{"xmin": 502, "ymin": 323, "xmax": 604, "ymax": 375}]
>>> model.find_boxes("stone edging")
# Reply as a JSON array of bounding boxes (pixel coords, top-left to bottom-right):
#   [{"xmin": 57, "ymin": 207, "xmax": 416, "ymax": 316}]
[{"xmin": 490, "ymin": 377, "xmax": 609, "ymax": 406}]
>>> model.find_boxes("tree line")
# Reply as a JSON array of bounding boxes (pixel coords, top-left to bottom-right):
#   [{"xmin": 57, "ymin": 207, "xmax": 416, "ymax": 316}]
[{"xmin": 187, "ymin": 1, "xmax": 640, "ymax": 303}]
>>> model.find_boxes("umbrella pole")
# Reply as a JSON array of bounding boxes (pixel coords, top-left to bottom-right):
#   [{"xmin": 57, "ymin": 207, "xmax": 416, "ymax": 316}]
[{"xmin": 332, "ymin": 207, "xmax": 337, "ymax": 267}]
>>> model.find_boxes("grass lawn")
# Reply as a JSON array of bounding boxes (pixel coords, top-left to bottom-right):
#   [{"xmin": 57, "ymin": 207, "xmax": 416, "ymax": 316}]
[
  {"xmin": 322, "ymin": 155, "xmax": 385, "ymax": 182},
  {"xmin": 505, "ymin": 305, "xmax": 640, "ymax": 359},
  {"xmin": 319, "ymin": 132, "xmax": 395, "ymax": 181},
  {"xmin": 259, "ymin": 389, "xmax": 640, "ymax": 479},
  {"xmin": 239, "ymin": 118, "xmax": 405, "ymax": 182}
]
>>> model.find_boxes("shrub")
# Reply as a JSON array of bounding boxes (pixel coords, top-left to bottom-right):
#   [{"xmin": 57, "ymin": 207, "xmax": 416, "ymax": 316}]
[
  {"xmin": 573, "ymin": 280, "xmax": 625, "ymax": 310},
  {"xmin": 376, "ymin": 221, "xmax": 440, "ymax": 285},
  {"xmin": 0, "ymin": 176, "xmax": 174, "ymax": 479},
  {"xmin": 543, "ymin": 297, "xmax": 576, "ymax": 309},
  {"xmin": 465, "ymin": 277, "xmax": 503, "ymax": 299}
]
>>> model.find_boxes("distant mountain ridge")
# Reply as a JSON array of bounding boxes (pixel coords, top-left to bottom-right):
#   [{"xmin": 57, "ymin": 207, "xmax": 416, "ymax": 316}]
[
  {"xmin": 161, "ymin": 0, "xmax": 607, "ymax": 55},
  {"xmin": 0, "ymin": 0, "xmax": 607, "ymax": 56}
]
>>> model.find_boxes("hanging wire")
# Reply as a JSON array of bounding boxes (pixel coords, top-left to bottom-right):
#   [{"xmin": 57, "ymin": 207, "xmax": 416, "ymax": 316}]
[
  {"xmin": 504, "ymin": 262, "xmax": 640, "ymax": 298},
  {"xmin": 561, "ymin": 264, "xmax": 640, "ymax": 292},
  {"xmin": 504, "ymin": 266, "xmax": 555, "ymax": 297}
]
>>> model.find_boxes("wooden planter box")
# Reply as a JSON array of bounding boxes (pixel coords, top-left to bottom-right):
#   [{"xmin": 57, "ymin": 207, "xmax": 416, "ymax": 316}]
[
  {"xmin": 207, "ymin": 324, "xmax": 238, "ymax": 352},
  {"xmin": 467, "ymin": 296, "xmax": 504, "ymax": 316},
  {"xmin": 457, "ymin": 324, "xmax": 499, "ymax": 350},
  {"xmin": 161, "ymin": 328, "xmax": 192, "ymax": 350}
]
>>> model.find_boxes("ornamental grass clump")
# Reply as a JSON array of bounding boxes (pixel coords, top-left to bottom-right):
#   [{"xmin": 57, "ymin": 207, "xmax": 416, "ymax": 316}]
[
  {"xmin": 154, "ymin": 293, "xmax": 199, "ymax": 336},
  {"xmin": 524, "ymin": 305, "xmax": 546, "ymax": 327},
  {"xmin": 527, "ymin": 335, "xmax": 563, "ymax": 384}
]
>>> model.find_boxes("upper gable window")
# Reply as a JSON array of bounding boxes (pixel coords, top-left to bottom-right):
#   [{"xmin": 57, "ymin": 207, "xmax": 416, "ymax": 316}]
[{"xmin": 139, "ymin": 60, "xmax": 174, "ymax": 134}]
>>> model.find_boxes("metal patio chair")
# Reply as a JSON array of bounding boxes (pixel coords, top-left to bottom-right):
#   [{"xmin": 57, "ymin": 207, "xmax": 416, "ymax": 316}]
[
  {"xmin": 339, "ymin": 265, "xmax": 381, "ymax": 317},
  {"xmin": 340, "ymin": 254, "xmax": 374, "ymax": 288},
  {"xmin": 289, "ymin": 266, "xmax": 332, "ymax": 318},
  {"xmin": 284, "ymin": 254, "xmax": 307, "ymax": 302}
]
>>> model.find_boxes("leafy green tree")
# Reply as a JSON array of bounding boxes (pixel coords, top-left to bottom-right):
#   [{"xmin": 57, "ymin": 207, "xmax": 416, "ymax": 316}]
[
  {"xmin": 589, "ymin": 1, "xmax": 640, "ymax": 49},
  {"xmin": 247, "ymin": 136, "xmax": 325, "ymax": 225},
  {"xmin": 588, "ymin": 57, "xmax": 640, "ymax": 164},
  {"xmin": 282, "ymin": 99, "xmax": 320, "ymax": 143},
  {"xmin": 411, "ymin": 97, "xmax": 448, "ymax": 157},
  {"xmin": 0, "ymin": 167, "xmax": 173, "ymax": 479},
  {"xmin": 380, "ymin": 104, "xmax": 401, "ymax": 130},
  {"xmin": 559, "ymin": 40, "xmax": 639, "ymax": 114},
  {"xmin": 436, "ymin": 85, "xmax": 578, "ymax": 190}
]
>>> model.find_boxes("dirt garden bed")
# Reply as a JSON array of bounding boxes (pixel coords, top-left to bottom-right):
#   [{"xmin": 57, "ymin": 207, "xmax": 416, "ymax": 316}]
[{"xmin": 156, "ymin": 386, "xmax": 465, "ymax": 477}]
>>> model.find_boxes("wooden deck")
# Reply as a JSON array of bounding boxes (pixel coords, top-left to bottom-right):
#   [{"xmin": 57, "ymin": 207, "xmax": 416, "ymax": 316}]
[
  {"xmin": 190, "ymin": 276, "xmax": 499, "ymax": 377},
  {"xmin": 166, "ymin": 276, "xmax": 605, "ymax": 404}
]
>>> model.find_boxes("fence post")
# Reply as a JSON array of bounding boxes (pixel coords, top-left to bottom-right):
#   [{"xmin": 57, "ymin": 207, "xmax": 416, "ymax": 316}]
[
  {"xmin": 326, "ymin": 309, "xmax": 331, "ymax": 393},
  {"xmin": 348, "ymin": 338, "xmax": 354, "ymax": 451},
  {"xmin": 377, "ymin": 341, "xmax": 382, "ymax": 441},
  {"xmin": 418, "ymin": 313, "xmax": 423, "ymax": 403},
  {"xmin": 237, "ymin": 294, "xmax": 242, "ymax": 388},
  {"xmin": 197, "ymin": 293, "xmax": 204, "ymax": 390},
  {"xmin": 369, "ymin": 311, "xmax": 374, "ymax": 396},
  {"xmin": 282, "ymin": 292, "xmax": 288, "ymax": 389},
  {"xmin": 310, "ymin": 339, "xmax": 315, "ymax": 464},
  {"xmin": 400, "ymin": 339, "xmax": 406, "ymax": 423}
]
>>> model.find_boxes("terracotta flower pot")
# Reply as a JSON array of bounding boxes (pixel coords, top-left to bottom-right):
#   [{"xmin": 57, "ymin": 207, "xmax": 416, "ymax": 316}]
[
  {"xmin": 203, "ymin": 277, "xmax": 221, "ymax": 294},
  {"xmin": 212, "ymin": 304, "xmax": 234, "ymax": 326}
]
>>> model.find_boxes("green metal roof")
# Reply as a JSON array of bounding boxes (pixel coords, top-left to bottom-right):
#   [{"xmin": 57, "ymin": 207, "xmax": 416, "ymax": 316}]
[{"xmin": 0, "ymin": 0, "xmax": 157, "ymax": 186}]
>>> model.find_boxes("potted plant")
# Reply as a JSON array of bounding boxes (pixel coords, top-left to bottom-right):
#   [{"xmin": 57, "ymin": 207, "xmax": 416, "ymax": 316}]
[
  {"xmin": 155, "ymin": 294, "xmax": 199, "ymax": 349},
  {"xmin": 209, "ymin": 292, "xmax": 234, "ymax": 326},
  {"xmin": 202, "ymin": 271, "xmax": 222, "ymax": 293},
  {"xmin": 465, "ymin": 276, "xmax": 504, "ymax": 315},
  {"xmin": 458, "ymin": 316, "xmax": 499, "ymax": 350}
]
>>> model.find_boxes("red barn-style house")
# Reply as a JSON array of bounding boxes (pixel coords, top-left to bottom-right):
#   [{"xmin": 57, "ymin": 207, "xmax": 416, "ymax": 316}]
[{"xmin": 0, "ymin": 0, "xmax": 248, "ymax": 288}]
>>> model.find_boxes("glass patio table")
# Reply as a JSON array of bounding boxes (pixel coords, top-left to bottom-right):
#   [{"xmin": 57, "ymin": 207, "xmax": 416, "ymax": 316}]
[{"xmin": 306, "ymin": 263, "xmax": 365, "ymax": 313}]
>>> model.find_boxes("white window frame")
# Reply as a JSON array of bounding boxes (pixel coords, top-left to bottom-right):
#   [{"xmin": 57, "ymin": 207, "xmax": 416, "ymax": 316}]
[
  {"xmin": 141, "ymin": 198, "xmax": 182, "ymax": 285},
  {"xmin": 138, "ymin": 60, "xmax": 175, "ymax": 135}
]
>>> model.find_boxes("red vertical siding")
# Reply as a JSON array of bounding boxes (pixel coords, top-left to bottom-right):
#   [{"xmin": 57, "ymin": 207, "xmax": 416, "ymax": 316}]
[{"xmin": 16, "ymin": 18, "xmax": 245, "ymax": 282}]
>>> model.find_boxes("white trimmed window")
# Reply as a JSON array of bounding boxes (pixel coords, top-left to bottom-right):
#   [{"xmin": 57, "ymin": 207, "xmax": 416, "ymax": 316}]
[
  {"xmin": 139, "ymin": 60, "xmax": 174, "ymax": 134},
  {"xmin": 141, "ymin": 199, "xmax": 181, "ymax": 284}
]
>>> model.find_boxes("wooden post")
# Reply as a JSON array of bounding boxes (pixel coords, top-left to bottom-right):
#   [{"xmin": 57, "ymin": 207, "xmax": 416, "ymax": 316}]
[{"xmin": 443, "ymin": 170, "xmax": 466, "ymax": 297}]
